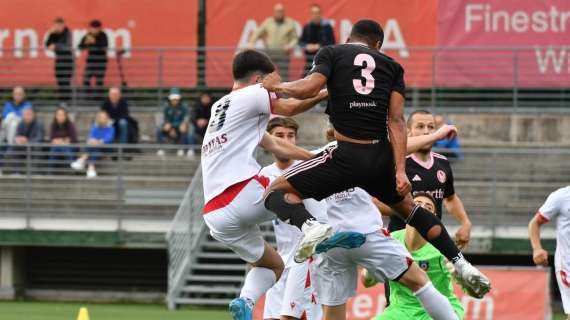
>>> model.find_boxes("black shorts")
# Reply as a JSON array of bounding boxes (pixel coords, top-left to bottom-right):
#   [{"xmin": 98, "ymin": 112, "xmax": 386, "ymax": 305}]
[{"xmin": 284, "ymin": 141, "xmax": 404, "ymax": 204}]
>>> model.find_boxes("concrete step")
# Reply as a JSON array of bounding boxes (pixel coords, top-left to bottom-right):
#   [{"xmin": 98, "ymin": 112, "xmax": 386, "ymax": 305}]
[
  {"xmin": 181, "ymin": 285, "xmax": 241, "ymax": 294},
  {"xmin": 174, "ymin": 297, "xmax": 232, "ymax": 305},
  {"xmin": 185, "ymin": 275, "xmax": 243, "ymax": 283},
  {"xmin": 192, "ymin": 264, "xmax": 246, "ymax": 271}
]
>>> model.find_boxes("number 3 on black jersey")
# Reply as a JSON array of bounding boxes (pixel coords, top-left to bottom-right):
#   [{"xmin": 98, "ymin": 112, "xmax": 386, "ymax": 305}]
[{"xmin": 353, "ymin": 53, "xmax": 376, "ymax": 95}]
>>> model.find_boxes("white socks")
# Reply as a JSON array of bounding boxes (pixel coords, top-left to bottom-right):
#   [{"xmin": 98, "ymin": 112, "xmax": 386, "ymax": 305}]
[
  {"xmin": 240, "ymin": 267, "xmax": 277, "ymax": 304},
  {"xmin": 414, "ymin": 282, "xmax": 458, "ymax": 320}
]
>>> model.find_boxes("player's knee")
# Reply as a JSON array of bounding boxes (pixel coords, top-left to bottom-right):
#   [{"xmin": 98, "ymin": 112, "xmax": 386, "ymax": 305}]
[{"xmin": 426, "ymin": 225, "xmax": 442, "ymax": 240}]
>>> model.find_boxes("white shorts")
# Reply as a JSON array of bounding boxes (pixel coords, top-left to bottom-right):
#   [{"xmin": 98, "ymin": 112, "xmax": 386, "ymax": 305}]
[
  {"xmin": 555, "ymin": 250, "xmax": 570, "ymax": 314},
  {"xmin": 263, "ymin": 261, "xmax": 322, "ymax": 320},
  {"xmin": 313, "ymin": 229, "xmax": 411, "ymax": 306},
  {"xmin": 203, "ymin": 178, "xmax": 275, "ymax": 263}
]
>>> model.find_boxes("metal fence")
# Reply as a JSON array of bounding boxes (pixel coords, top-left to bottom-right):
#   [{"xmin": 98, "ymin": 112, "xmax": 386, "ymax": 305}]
[
  {"xmin": 0, "ymin": 143, "xmax": 198, "ymax": 233},
  {"xmin": 1, "ymin": 47, "xmax": 569, "ymax": 112}
]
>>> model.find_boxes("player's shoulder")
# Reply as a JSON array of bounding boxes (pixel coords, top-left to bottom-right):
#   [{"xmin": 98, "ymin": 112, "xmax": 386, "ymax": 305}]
[{"xmin": 551, "ymin": 186, "xmax": 570, "ymax": 199}]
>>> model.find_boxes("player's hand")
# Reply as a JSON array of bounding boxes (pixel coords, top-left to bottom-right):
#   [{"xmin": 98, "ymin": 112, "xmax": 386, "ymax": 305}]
[
  {"xmin": 262, "ymin": 71, "xmax": 281, "ymax": 92},
  {"xmin": 454, "ymin": 222, "xmax": 471, "ymax": 249},
  {"xmin": 434, "ymin": 124, "xmax": 458, "ymax": 141},
  {"xmin": 533, "ymin": 248, "xmax": 549, "ymax": 267},
  {"xmin": 395, "ymin": 171, "xmax": 411, "ymax": 196}
]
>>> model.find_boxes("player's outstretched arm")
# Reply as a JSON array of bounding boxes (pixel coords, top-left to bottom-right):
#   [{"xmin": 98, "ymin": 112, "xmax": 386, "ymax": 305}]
[
  {"xmin": 259, "ymin": 132, "xmax": 313, "ymax": 161},
  {"xmin": 444, "ymin": 195, "xmax": 472, "ymax": 249},
  {"xmin": 528, "ymin": 215, "xmax": 549, "ymax": 266},
  {"xmin": 263, "ymin": 72, "xmax": 327, "ymax": 100},
  {"xmin": 272, "ymin": 89, "xmax": 328, "ymax": 116},
  {"xmin": 387, "ymin": 91, "xmax": 411, "ymax": 196},
  {"xmin": 406, "ymin": 124, "xmax": 458, "ymax": 154}
]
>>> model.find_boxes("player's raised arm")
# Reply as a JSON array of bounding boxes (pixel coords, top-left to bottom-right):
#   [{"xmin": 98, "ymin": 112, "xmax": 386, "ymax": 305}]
[
  {"xmin": 259, "ymin": 132, "xmax": 313, "ymax": 161},
  {"xmin": 387, "ymin": 91, "xmax": 410, "ymax": 196},
  {"xmin": 406, "ymin": 124, "xmax": 458, "ymax": 154},
  {"xmin": 271, "ymin": 89, "xmax": 328, "ymax": 116}
]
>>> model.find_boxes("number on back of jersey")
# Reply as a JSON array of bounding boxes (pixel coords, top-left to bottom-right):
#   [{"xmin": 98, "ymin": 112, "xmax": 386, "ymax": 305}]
[{"xmin": 208, "ymin": 97, "xmax": 231, "ymax": 134}]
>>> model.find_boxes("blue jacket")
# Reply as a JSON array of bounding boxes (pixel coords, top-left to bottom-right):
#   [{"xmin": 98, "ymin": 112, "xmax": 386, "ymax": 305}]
[
  {"xmin": 88, "ymin": 125, "xmax": 115, "ymax": 144},
  {"xmin": 2, "ymin": 100, "xmax": 32, "ymax": 119},
  {"xmin": 434, "ymin": 136, "xmax": 463, "ymax": 160}
]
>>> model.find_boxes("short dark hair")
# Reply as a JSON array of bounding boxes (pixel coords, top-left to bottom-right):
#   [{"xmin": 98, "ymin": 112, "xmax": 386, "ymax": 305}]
[
  {"xmin": 267, "ymin": 117, "xmax": 299, "ymax": 135},
  {"xmin": 90, "ymin": 20, "xmax": 102, "ymax": 28},
  {"xmin": 350, "ymin": 19, "xmax": 384, "ymax": 46},
  {"xmin": 54, "ymin": 17, "xmax": 65, "ymax": 24},
  {"xmin": 407, "ymin": 109, "xmax": 433, "ymax": 128},
  {"xmin": 232, "ymin": 49, "xmax": 275, "ymax": 82},
  {"xmin": 413, "ymin": 192, "xmax": 437, "ymax": 207}
]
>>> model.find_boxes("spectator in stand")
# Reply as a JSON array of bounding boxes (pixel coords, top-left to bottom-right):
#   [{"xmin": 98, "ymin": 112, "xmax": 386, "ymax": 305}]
[
  {"xmin": 157, "ymin": 88, "xmax": 189, "ymax": 157},
  {"xmin": 3, "ymin": 108, "xmax": 44, "ymax": 174},
  {"xmin": 299, "ymin": 4, "xmax": 335, "ymax": 76},
  {"xmin": 79, "ymin": 19, "xmax": 108, "ymax": 99},
  {"xmin": 48, "ymin": 107, "xmax": 78, "ymax": 173},
  {"xmin": 191, "ymin": 92, "xmax": 212, "ymax": 146},
  {"xmin": 101, "ymin": 87, "xmax": 129, "ymax": 144},
  {"xmin": 248, "ymin": 3, "xmax": 298, "ymax": 81},
  {"xmin": 71, "ymin": 111, "xmax": 115, "ymax": 178},
  {"xmin": 434, "ymin": 115, "xmax": 463, "ymax": 160},
  {"xmin": 45, "ymin": 17, "xmax": 74, "ymax": 102},
  {"xmin": 1, "ymin": 86, "xmax": 32, "ymax": 145}
]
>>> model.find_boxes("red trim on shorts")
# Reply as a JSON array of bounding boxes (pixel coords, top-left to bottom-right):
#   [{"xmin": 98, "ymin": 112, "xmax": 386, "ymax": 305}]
[
  {"xmin": 406, "ymin": 256, "xmax": 414, "ymax": 267},
  {"xmin": 203, "ymin": 175, "xmax": 270, "ymax": 214},
  {"xmin": 561, "ymin": 270, "xmax": 570, "ymax": 288},
  {"xmin": 300, "ymin": 311, "xmax": 307, "ymax": 320},
  {"xmin": 381, "ymin": 228, "xmax": 391, "ymax": 237},
  {"xmin": 305, "ymin": 268, "xmax": 311, "ymax": 288},
  {"xmin": 536, "ymin": 212, "xmax": 550, "ymax": 223}
]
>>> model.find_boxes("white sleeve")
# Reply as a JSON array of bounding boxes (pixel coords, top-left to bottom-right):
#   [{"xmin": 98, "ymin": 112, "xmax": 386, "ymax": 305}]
[
  {"xmin": 254, "ymin": 86, "xmax": 276, "ymax": 115},
  {"xmin": 538, "ymin": 189, "xmax": 562, "ymax": 222}
]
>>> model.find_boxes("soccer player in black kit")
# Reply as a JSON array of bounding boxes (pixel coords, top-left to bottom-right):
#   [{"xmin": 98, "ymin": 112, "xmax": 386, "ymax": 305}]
[{"xmin": 262, "ymin": 19, "xmax": 490, "ymax": 299}]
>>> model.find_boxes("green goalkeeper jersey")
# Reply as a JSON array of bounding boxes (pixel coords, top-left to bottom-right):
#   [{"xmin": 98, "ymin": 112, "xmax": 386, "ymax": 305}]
[{"xmin": 376, "ymin": 230, "xmax": 464, "ymax": 320}]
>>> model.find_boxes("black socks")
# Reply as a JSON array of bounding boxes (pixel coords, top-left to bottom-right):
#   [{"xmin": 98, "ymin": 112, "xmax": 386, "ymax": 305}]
[
  {"xmin": 406, "ymin": 205, "xmax": 463, "ymax": 263},
  {"xmin": 264, "ymin": 190, "xmax": 316, "ymax": 230}
]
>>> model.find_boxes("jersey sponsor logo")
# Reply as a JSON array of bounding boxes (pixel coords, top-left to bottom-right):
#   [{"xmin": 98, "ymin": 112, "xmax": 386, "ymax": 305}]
[
  {"xmin": 437, "ymin": 170, "xmax": 447, "ymax": 183},
  {"xmin": 290, "ymin": 302, "xmax": 296, "ymax": 310},
  {"xmin": 412, "ymin": 189, "xmax": 444, "ymax": 200},
  {"xmin": 418, "ymin": 260, "xmax": 430, "ymax": 271},
  {"xmin": 201, "ymin": 133, "xmax": 228, "ymax": 157},
  {"xmin": 327, "ymin": 188, "xmax": 356, "ymax": 202},
  {"xmin": 349, "ymin": 100, "xmax": 377, "ymax": 109},
  {"xmin": 412, "ymin": 174, "xmax": 422, "ymax": 181}
]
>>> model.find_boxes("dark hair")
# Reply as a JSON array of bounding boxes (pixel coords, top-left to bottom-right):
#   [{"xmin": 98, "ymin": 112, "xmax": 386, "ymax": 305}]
[
  {"xmin": 232, "ymin": 49, "xmax": 275, "ymax": 82},
  {"xmin": 90, "ymin": 20, "xmax": 102, "ymax": 28},
  {"xmin": 52, "ymin": 107, "xmax": 71, "ymax": 129},
  {"xmin": 350, "ymin": 19, "xmax": 384, "ymax": 46},
  {"xmin": 412, "ymin": 192, "xmax": 437, "ymax": 207},
  {"xmin": 267, "ymin": 117, "xmax": 299, "ymax": 135},
  {"xmin": 54, "ymin": 17, "xmax": 65, "ymax": 24},
  {"xmin": 407, "ymin": 109, "xmax": 433, "ymax": 128}
]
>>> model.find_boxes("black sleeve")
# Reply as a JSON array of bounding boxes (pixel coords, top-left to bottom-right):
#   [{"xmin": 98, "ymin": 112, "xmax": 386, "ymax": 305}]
[
  {"xmin": 78, "ymin": 35, "xmax": 87, "ymax": 49},
  {"xmin": 121, "ymin": 100, "xmax": 130, "ymax": 118},
  {"xmin": 298, "ymin": 24, "xmax": 309, "ymax": 48},
  {"xmin": 98, "ymin": 33, "xmax": 109, "ymax": 48},
  {"xmin": 309, "ymin": 46, "xmax": 333, "ymax": 79},
  {"xmin": 392, "ymin": 64, "xmax": 406, "ymax": 97},
  {"xmin": 444, "ymin": 164, "xmax": 456, "ymax": 198},
  {"xmin": 45, "ymin": 33, "xmax": 56, "ymax": 47}
]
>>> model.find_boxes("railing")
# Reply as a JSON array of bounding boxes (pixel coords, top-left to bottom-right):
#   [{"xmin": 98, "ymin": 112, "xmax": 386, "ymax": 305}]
[
  {"xmin": 0, "ymin": 143, "xmax": 198, "ymax": 234},
  {"xmin": 166, "ymin": 166, "xmax": 205, "ymax": 310},
  {"xmin": 1, "ymin": 47, "xmax": 569, "ymax": 112}
]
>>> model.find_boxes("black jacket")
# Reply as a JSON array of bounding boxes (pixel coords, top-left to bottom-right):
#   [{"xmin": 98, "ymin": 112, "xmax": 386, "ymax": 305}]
[
  {"xmin": 101, "ymin": 98, "xmax": 129, "ymax": 121},
  {"xmin": 45, "ymin": 27, "xmax": 73, "ymax": 63},
  {"xmin": 299, "ymin": 20, "xmax": 336, "ymax": 53},
  {"xmin": 79, "ymin": 31, "xmax": 108, "ymax": 63}
]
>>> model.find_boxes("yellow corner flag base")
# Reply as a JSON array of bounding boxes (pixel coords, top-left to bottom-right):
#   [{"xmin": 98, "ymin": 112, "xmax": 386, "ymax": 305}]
[{"xmin": 77, "ymin": 307, "xmax": 90, "ymax": 320}]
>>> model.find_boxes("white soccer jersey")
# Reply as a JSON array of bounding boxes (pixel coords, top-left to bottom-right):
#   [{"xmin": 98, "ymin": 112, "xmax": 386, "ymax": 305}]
[
  {"xmin": 312, "ymin": 141, "xmax": 383, "ymax": 234},
  {"xmin": 538, "ymin": 186, "xmax": 570, "ymax": 269},
  {"xmin": 201, "ymin": 84, "xmax": 274, "ymax": 204},
  {"xmin": 260, "ymin": 161, "xmax": 328, "ymax": 268}
]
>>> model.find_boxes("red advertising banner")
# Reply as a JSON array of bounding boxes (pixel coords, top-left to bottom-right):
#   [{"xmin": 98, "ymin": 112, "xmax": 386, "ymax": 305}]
[
  {"xmin": 253, "ymin": 267, "xmax": 551, "ymax": 320},
  {"xmin": 205, "ymin": 0, "xmax": 437, "ymax": 87},
  {"xmin": 437, "ymin": 0, "xmax": 570, "ymax": 87},
  {"xmin": 0, "ymin": 0, "xmax": 197, "ymax": 87}
]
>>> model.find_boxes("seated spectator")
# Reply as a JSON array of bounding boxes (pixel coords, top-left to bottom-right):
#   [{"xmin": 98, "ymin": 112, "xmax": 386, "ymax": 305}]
[
  {"xmin": 48, "ymin": 107, "xmax": 78, "ymax": 173},
  {"xmin": 191, "ymin": 93, "xmax": 212, "ymax": 142},
  {"xmin": 71, "ymin": 111, "xmax": 115, "ymax": 178},
  {"xmin": 157, "ymin": 88, "xmax": 189, "ymax": 157},
  {"xmin": 3, "ymin": 108, "xmax": 44, "ymax": 174},
  {"xmin": 101, "ymin": 87, "xmax": 129, "ymax": 144},
  {"xmin": 433, "ymin": 115, "xmax": 463, "ymax": 160},
  {"xmin": 1, "ymin": 86, "xmax": 32, "ymax": 144}
]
